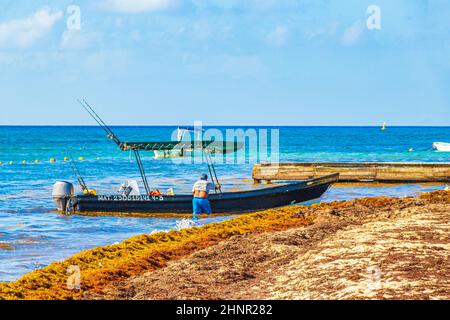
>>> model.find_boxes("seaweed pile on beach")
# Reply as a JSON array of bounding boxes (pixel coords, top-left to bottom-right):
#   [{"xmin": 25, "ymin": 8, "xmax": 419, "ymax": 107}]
[
  {"xmin": 1, "ymin": 190, "xmax": 449, "ymax": 300},
  {"xmin": 0, "ymin": 207, "xmax": 311, "ymax": 300}
]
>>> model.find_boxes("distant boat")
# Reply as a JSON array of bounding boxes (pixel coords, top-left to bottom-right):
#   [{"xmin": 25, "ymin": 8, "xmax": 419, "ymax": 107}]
[
  {"xmin": 432, "ymin": 142, "xmax": 450, "ymax": 152},
  {"xmin": 381, "ymin": 122, "xmax": 387, "ymax": 131}
]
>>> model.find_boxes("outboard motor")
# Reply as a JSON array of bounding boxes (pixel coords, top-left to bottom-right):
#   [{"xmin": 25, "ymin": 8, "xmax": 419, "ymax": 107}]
[{"xmin": 52, "ymin": 181, "xmax": 75, "ymax": 212}]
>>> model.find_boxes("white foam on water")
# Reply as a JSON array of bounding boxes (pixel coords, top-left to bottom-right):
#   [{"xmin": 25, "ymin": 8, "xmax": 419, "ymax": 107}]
[{"xmin": 175, "ymin": 218, "xmax": 196, "ymax": 231}]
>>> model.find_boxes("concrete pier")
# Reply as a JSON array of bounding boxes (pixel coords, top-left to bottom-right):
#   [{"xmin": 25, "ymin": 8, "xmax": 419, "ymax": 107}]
[{"xmin": 252, "ymin": 162, "xmax": 450, "ymax": 183}]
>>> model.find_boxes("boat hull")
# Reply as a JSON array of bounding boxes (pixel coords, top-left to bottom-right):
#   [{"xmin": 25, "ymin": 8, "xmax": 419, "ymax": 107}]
[{"xmin": 69, "ymin": 174, "xmax": 338, "ymax": 214}]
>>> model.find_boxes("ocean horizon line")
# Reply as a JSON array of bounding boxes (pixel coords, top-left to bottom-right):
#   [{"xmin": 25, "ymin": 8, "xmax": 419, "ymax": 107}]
[{"xmin": 1, "ymin": 125, "xmax": 450, "ymax": 128}]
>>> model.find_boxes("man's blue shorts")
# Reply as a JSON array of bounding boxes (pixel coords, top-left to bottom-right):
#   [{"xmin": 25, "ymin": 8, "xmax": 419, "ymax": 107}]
[{"xmin": 193, "ymin": 197, "xmax": 212, "ymax": 214}]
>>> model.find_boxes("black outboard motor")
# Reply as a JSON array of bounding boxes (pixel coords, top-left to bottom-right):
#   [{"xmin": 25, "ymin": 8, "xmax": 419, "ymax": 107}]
[{"xmin": 52, "ymin": 181, "xmax": 75, "ymax": 212}]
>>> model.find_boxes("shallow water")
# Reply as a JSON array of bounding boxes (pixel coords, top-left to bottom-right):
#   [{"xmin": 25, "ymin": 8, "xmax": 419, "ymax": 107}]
[{"xmin": 0, "ymin": 126, "xmax": 448, "ymax": 281}]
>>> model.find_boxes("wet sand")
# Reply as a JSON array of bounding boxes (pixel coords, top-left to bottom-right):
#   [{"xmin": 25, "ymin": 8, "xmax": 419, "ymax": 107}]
[{"xmin": 1, "ymin": 190, "xmax": 449, "ymax": 300}]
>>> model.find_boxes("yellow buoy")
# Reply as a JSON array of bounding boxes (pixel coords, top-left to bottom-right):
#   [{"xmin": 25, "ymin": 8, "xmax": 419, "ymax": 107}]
[
  {"xmin": 9, "ymin": 161, "xmax": 13, "ymax": 165},
  {"xmin": 50, "ymin": 158, "xmax": 56, "ymax": 163},
  {"xmin": 64, "ymin": 157, "xmax": 68, "ymax": 161},
  {"xmin": 22, "ymin": 160, "xmax": 27, "ymax": 164},
  {"xmin": 35, "ymin": 160, "xmax": 39, "ymax": 164},
  {"xmin": 0, "ymin": 161, "xmax": 2, "ymax": 165},
  {"xmin": 83, "ymin": 189, "xmax": 97, "ymax": 196},
  {"xmin": 78, "ymin": 157, "xmax": 84, "ymax": 161},
  {"xmin": 408, "ymin": 148, "xmax": 414, "ymax": 152}
]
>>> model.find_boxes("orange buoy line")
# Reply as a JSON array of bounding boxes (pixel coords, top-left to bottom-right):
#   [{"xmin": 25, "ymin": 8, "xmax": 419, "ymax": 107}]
[{"xmin": 0, "ymin": 157, "xmax": 103, "ymax": 166}]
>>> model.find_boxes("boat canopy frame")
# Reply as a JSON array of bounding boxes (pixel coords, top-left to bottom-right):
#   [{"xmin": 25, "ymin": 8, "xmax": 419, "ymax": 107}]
[{"xmin": 122, "ymin": 140, "xmax": 216, "ymax": 151}]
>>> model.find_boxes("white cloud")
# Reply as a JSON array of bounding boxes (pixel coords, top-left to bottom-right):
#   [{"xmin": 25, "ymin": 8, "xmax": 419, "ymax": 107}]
[
  {"xmin": 250, "ymin": 0, "xmax": 279, "ymax": 10},
  {"xmin": 0, "ymin": 7, "xmax": 63, "ymax": 48},
  {"xmin": 60, "ymin": 29, "xmax": 93, "ymax": 50},
  {"xmin": 266, "ymin": 26, "xmax": 288, "ymax": 47},
  {"xmin": 131, "ymin": 31, "xmax": 141, "ymax": 41},
  {"xmin": 342, "ymin": 20, "xmax": 364, "ymax": 46},
  {"xmin": 104, "ymin": 0, "xmax": 177, "ymax": 13},
  {"xmin": 192, "ymin": 0, "xmax": 298, "ymax": 11},
  {"xmin": 192, "ymin": 20, "xmax": 212, "ymax": 40},
  {"xmin": 304, "ymin": 21, "xmax": 340, "ymax": 40},
  {"xmin": 0, "ymin": 52, "xmax": 20, "ymax": 65},
  {"xmin": 185, "ymin": 54, "xmax": 265, "ymax": 79},
  {"xmin": 221, "ymin": 55, "xmax": 265, "ymax": 79}
]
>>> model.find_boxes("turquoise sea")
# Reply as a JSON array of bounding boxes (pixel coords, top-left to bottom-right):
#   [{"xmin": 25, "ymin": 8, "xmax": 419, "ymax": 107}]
[{"xmin": 0, "ymin": 126, "xmax": 449, "ymax": 281}]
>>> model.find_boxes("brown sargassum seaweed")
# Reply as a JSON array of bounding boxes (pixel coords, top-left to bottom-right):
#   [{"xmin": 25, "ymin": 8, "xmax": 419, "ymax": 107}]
[{"xmin": 1, "ymin": 190, "xmax": 449, "ymax": 300}]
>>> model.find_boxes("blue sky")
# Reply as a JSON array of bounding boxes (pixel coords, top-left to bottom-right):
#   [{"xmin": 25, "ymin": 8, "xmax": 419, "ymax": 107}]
[{"xmin": 0, "ymin": 0, "xmax": 449, "ymax": 125}]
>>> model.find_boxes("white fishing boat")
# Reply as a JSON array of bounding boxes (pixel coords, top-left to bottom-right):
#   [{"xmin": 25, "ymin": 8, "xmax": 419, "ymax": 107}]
[{"xmin": 432, "ymin": 142, "xmax": 450, "ymax": 152}]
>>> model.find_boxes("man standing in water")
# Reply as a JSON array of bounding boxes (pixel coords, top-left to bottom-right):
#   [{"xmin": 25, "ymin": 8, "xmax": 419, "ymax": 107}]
[{"xmin": 192, "ymin": 174, "xmax": 219, "ymax": 219}]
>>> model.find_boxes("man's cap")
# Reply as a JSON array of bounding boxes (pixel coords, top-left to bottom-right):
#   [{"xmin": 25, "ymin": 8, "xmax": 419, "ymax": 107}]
[{"xmin": 200, "ymin": 174, "xmax": 208, "ymax": 180}]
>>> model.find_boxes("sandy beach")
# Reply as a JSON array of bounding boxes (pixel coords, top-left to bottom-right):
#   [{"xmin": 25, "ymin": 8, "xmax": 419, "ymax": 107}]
[{"xmin": 1, "ymin": 189, "xmax": 448, "ymax": 300}]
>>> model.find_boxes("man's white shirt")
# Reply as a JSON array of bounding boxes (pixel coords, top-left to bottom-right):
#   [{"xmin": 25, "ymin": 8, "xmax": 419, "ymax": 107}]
[{"xmin": 192, "ymin": 180, "xmax": 215, "ymax": 193}]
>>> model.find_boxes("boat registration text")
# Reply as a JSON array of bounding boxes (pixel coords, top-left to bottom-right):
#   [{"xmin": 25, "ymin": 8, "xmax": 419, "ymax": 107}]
[{"xmin": 97, "ymin": 195, "xmax": 164, "ymax": 201}]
